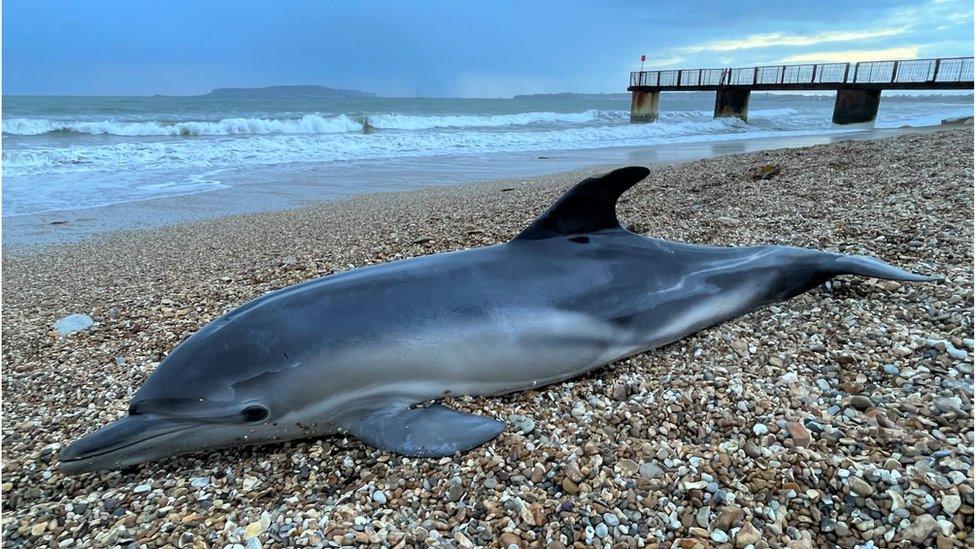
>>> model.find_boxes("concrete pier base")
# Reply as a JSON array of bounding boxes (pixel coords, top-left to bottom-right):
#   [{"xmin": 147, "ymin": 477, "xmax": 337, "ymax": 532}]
[
  {"xmin": 832, "ymin": 88, "xmax": 882, "ymax": 126},
  {"xmin": 630, "ymin": 90, "xmax": 660, "ymax": 123},
  {"xmin": 713, "ymin": 89, "xmax": 750, "ymax": 121}
]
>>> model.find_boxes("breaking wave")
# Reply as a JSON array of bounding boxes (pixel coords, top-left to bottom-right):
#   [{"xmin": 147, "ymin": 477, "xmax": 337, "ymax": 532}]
[
  {"xmin": 2, "ymin": 110, "xmax": 625, "ymax": 137},
  {"xmin": 3, "ymin": 116, "xmax": 756, "ymax": 176},
  {"xmin": 2, "ymin": 114, "xmax": 364, "ymax": 136}
]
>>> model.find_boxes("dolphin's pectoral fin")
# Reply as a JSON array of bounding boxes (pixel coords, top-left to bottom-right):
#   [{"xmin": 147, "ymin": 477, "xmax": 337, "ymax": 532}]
[{"xmin": 347, "ymin": 404, "xmax": 505, "ymax": 457}]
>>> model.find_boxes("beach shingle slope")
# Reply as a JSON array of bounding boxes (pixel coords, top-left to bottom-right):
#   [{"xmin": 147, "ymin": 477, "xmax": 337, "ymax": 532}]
[{"xmin": 2, "ymin": 129, "xmax": 973, "ymax": 548}]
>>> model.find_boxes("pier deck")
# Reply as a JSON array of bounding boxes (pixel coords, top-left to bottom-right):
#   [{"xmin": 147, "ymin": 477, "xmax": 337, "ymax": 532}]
[{"xmin": 626, "ymin": 57, "xmax": 974, "ymax": 124}]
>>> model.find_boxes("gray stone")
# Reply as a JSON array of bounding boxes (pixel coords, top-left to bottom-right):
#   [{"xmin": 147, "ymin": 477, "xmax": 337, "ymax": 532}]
[
  {"xmin": 508, "ymin": 414, "xmax": 536, "ymax": 435},
  {"xmin": 54, "ymin": 313, "xmax": 94, "ymax": 336},
  {"xmin": 445, "ymin": 479, "xmax": 465, "ymax": 502},
  {"xmin": 743, "ymin": 440, "xmax": 762, "ymax": 458},
  {"xmin": 901, "ymin": 514, "xmax": 939, "ymax": 544},
  {"xmin": 934, "ymin": 396, "xmax": 963, "ymax": 414},
  {"xmin": 849, "ymin": 476, "xmax": 874, "ymax": 497},
  {"xmin": 710, "ymin": 529, "xmax": 730, "ymax": 543},
  {"xmin": 639, "ymin": 462, "xmax": 664, "ymax": 479},
  {"xmin": 695, "ymin": 506, "xmax": 710, "ymax": 528},
  {"xmin": 941, "ymin": 494, "xmax": 961, "ymax": 514}
]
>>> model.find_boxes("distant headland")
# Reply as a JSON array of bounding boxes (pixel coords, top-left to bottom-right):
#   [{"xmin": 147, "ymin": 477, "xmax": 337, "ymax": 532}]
[{"xmin": 199, "ymin": 85, "xmax": 375, "ymax": 98}]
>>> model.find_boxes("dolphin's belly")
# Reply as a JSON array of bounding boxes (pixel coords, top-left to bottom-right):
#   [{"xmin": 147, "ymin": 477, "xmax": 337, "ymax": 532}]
[{"xmin": 329, "ymin": 306, "xmax": 628, "ymax": 403}]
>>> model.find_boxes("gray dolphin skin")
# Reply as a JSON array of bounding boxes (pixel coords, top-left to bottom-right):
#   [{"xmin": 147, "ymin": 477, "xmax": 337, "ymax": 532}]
[{"xmin": 60, "ymin": 166, "xmax": 940, "ymax": 473}]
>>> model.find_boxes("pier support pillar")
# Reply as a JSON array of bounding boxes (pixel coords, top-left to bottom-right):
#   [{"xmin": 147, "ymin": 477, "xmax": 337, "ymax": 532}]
[
  {"xmin": 630, "ymin": 90, "xmax": 660, "ymax": 123},
  {"xmin": 832, "ymin": 88, "xmax": 881, "ymax": 126},
  {"xmin": 713, "ymin": 89, "xmax": 750, "ymax": 121}
]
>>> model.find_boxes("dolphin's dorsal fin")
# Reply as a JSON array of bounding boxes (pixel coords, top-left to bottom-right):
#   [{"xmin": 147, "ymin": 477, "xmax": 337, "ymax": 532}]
[{"xmin": 514, "ymin": 166, "xmax": 650, "ymax": 241}]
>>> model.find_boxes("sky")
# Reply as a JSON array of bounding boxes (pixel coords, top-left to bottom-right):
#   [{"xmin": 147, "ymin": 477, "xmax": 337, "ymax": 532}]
[{"xmin": 3, "ymin": 0, "xmax": 973, "ymax": 97}]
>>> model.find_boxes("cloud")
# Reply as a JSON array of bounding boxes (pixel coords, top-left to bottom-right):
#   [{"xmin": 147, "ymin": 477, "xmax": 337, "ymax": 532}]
[
  {"xmin": 681, "ymin": 28, "xmax": 908, "ymax": 53},
  {"xmin": 781, "ymin": 47, "xmax": 921, "ymax": 63}
]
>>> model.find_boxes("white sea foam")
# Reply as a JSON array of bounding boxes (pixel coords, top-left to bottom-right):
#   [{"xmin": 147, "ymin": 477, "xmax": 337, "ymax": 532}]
[
  {"xmin": 2, "ymin": 110, "xmax": 624, "ymax": 137},
  {"xmin": 2, "ymin": 114, "xmax": 364, "ymax": 136},
  {"xmin": 367, "ymin": 109, "xmax": 622, "ymax": 129},
  {"xmin": 2, "ymin": 116, "xmax": 756, "ymax": 176}
]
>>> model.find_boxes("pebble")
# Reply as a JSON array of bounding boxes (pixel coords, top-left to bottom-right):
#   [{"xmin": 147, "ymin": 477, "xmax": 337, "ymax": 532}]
[
  {"xmin": 445, "ymin": 478, "xmax": 464, "ymax": 502},
  {"xmin": 243, "ymin": 515, "xmax": 270, "ymax": 540},
  {"xmin": 639, "ymin": 461, "xmax": 664, "ymax": 479},
  {"xmin": 508, "ymin": 414, "xmax": 535, "ymax": 435},
  {"xmin": 849, "ymin": 477, "xmax": 874, "ymax": 497},
  {"xmin": 902, "ymin": 514, "xmax": 940, "ymax": 544},
  {"xmin": 617, "ymin": 458, "xmax": 639, "ymax": 475},
  {"xmin": 786, "ymin": 421, "xmax": 812, "ymax": 447},
  {"xmin": 372, "ymin": 490, "xmax": 388, "ymax": 504},
  {"xmin": 695, "ymin": 507, "xmax": 710, "ymax": 528},
  {"xmin": 710, "ymin": 529, "xmax": 730, "ymax": 543},
  {"xmin": 736, "ymin": 521, "xmax": 761, "ymax": 547},
  {"xmin": 752, "ymin": 423, "xmax": 769, "ymax": 436},
  {"xmin": 926, "ymin": 338, "xmax": 969, "ymax": 360},
  {"xmin": 941, "ymin": 494, "xmax": 961, "ymax": 514},
  {"xmin": 241, "ymin": 477, "xmax": 258, "ymax": 491},
  {"xmin": 743, "ymin": 440, "xmax": 762, "ymax": 458},
  {"xmin": 849, "ymin": 395, "xmax": 874, "ymax": 410},
  {"xmin": 713, "ymin": 506, "xmax": 743, "ymax": 531},
  {"xmin": 498, "ymin": 532, "xmax": 521, "ymax": 547},
  {"xmin": 564, "ymin": 460, "xmax": 584, "ymax": 482},
  {"xmin": 934, "ymin": 396, "xmax": 963, "ymax": 414},
  {"xmin": 53, "ymin": 313, "xmax": 94, "ymax": 336}
]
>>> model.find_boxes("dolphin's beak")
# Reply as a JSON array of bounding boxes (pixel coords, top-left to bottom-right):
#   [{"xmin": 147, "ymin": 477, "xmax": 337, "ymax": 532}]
[{"xmin": 59, "ymin": 414, "xmax": 195, "ymax": 474}]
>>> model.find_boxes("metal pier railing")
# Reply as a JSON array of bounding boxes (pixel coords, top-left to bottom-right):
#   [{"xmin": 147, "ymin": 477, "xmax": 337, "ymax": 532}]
[{"xmin": 629, "ymin": 56, "xmax": 975, "ymax": 90}]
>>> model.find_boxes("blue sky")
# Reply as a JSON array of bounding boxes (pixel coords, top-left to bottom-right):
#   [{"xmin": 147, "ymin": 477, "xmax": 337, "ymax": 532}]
[{"xmin": 3, "ymin": 0, "xmax": 973, "ymax": 97}]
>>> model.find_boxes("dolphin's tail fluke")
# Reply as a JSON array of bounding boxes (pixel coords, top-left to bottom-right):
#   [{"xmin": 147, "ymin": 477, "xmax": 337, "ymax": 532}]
[{"xmin": 826, "ymin": 254, "xmax": 942, "ymax": 283}]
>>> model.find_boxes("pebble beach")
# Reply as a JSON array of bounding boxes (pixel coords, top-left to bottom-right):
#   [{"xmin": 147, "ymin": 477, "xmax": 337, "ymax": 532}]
[{"xmin": 2, "ymin": 129, "xmax": 973, "ymax": 547}]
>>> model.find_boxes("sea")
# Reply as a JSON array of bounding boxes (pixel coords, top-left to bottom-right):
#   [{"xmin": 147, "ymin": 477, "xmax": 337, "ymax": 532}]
[{"xmin": 2, "ymin": 93, "xmax": 972, "ymax": 217}]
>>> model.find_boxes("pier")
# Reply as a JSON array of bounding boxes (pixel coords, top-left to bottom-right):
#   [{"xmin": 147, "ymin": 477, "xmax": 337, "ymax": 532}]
[{"xmin": 628, "ymin": 56, "xmax": 974, "ymax": 125}]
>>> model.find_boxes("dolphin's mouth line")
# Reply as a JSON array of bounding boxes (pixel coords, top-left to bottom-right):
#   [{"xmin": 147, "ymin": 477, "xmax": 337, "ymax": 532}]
[{"xmin": 61, "ymin": 422, "xmax": 193, "ymax": 463}]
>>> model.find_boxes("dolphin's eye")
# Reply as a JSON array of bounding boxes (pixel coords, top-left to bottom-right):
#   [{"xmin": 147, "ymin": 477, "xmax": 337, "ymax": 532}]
[{"xmin": 240, "ymin": 405, "xmax": 270, "ymax": 423}]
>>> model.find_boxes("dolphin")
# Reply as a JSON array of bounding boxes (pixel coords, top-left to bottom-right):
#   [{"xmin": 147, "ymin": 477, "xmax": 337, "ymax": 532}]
[{"xmin": 60, "ymin": 166, "xmax": 939, "ymax": 473}]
